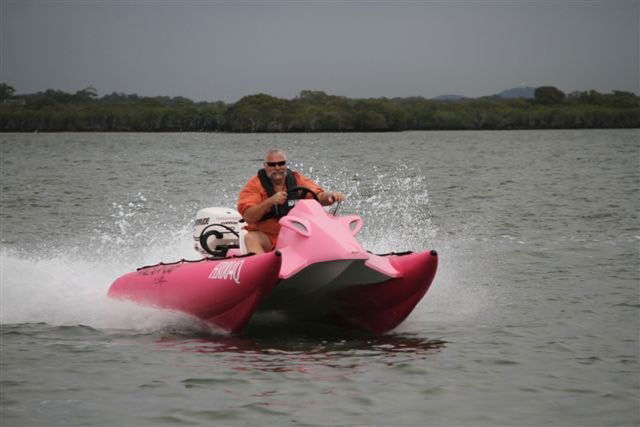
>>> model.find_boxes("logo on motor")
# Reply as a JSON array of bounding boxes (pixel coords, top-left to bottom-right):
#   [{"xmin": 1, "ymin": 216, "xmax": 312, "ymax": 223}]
[
  {"xmin": 194, "ymin": 217, "xmax": 209, "ymax": 226},
  {"xmin": 208, "ymin": 260, "xmax": 244, "ymax": 284}
]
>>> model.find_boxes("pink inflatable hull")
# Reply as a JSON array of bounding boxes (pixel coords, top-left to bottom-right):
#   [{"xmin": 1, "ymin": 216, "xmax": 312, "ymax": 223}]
[
  {"xmin": 108, "ymin": 200, "xmax": 438, "ymax": 334},
  {"xmin": 108, "ymin": 252, "xmax": 282, "ymax": 333}
]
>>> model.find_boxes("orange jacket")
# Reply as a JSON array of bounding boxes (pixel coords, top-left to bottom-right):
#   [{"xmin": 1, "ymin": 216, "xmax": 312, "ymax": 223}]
[{"xmin": 237, "ymin": 171, "xmax": 324, "ymax": 245}]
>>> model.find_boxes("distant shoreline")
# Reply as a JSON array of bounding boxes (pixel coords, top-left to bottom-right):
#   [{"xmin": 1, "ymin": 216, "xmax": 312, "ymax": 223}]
[
  {"xmin": 1, "ymin": 128, "xmax": 637, "ymax": 134},
  {"xmin": 1, "ymin": 87, "xmax": 638, "ymax": 132}
]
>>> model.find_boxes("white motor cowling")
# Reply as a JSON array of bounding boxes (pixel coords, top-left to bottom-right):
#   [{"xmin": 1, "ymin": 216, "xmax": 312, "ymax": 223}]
[{"xmin": 193, "ymin": 207, "xmax": 243, "ymax": 257}]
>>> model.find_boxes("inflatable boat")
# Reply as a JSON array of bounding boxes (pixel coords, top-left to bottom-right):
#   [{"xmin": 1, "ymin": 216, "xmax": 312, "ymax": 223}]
[{"xmin": 108, "ymin": 193, "xmax": 438, "ymax": 333}]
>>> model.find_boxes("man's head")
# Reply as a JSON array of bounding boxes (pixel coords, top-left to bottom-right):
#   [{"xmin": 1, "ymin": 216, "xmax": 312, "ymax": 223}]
[{"xmin": 263, "ymin": 149, "xmax": 288, "ymax": 183}]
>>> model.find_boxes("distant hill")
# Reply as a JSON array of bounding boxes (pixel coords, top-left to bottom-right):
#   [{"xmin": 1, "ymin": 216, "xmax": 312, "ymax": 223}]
[
  {"xmin": 494, "ymin": 86, "xmax": 535, "ymax": 99},
  {"xmin": 433, "ymin": 87, "xmax": 535, "ymax": 101}
]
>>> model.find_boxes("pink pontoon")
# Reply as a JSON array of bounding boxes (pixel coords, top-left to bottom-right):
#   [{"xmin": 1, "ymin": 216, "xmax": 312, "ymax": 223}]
[{"xmin": 108, "ymin": 192, "xmax": 437, "ymax": 333}]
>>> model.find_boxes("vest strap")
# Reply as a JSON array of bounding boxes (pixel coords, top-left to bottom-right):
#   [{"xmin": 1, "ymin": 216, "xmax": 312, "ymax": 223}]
[{"xmin": 257, "ymin": 169, "xmax": 299, "ymax": 221}]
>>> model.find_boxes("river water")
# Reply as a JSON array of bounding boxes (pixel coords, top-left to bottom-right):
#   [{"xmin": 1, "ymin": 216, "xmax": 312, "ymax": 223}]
[{"xmin": 1, "ymin": 130, "xmax": 638, "ymax": 426}]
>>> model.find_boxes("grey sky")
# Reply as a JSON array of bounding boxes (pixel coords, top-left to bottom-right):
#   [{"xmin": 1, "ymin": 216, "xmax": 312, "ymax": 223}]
[{"xmin": 1, "ymin": 0, "xmax": 638, "ymax": 102}]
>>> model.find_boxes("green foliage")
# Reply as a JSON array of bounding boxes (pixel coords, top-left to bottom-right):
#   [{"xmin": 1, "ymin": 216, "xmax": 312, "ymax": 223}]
[
  {"xmin": 0, "ymin": 86, "xmax": 637, "ymax": 132},
  {"xmin": 534, "ymin": 86, "xmax": 565, "ymax": 105},
  {"xmin": 0, "ymin": 83, "xmax": 16, "ymax": 100}
]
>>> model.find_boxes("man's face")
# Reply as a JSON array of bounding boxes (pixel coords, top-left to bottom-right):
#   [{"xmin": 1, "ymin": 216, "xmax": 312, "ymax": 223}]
[{"xmin": 264, "ymin": 153, "xmax": 287, "ymax": 182}]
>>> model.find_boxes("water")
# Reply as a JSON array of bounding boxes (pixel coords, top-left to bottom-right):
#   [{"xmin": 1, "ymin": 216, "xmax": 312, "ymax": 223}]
[{"xmin": 1, "ymin": 130, "xmax": 638, "ymax": 426}]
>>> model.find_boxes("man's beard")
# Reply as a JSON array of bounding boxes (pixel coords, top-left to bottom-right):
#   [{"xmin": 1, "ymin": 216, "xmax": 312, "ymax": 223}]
[{"xmin": 267, "ymin": 170, "xmax": 285, "ymax": 182}]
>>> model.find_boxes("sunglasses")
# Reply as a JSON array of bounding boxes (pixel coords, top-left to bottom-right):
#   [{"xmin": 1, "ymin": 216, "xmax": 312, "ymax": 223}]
[{"xmin": 265, "ymin": 161, "xmax": 287, "ymax": 167}]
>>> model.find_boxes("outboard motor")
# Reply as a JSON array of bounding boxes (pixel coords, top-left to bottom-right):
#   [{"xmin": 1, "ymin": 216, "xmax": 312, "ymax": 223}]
[{"xmin": 193, "ymin": 207, "xmax": 243, "ymax": 257}]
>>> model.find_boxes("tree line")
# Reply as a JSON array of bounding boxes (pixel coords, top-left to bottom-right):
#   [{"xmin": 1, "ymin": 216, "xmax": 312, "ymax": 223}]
[{"xmin": 0, "ymin": 83, "xmax": 637, "ymax": 132}]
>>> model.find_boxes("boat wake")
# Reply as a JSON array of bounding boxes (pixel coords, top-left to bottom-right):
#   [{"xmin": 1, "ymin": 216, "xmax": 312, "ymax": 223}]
[{"xmin": 0, "ymin": 247, "xmax": 199, "ymax": 331}]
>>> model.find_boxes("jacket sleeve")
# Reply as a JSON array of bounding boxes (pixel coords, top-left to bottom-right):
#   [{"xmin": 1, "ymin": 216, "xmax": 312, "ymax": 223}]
[{"xmin": 237, "ymin": 177, "xmax": 266, "ymax": 216}]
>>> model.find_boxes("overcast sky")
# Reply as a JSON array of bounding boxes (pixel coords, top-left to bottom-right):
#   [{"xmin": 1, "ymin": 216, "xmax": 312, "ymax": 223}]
[{"xmin": 1, "ymin": 0, "xmax": 638, "ymax": 102}]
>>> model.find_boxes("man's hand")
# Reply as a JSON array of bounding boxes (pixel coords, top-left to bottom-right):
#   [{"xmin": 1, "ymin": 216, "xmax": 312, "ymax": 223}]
[
  {"xmin": 269, "ymin": 191, "xmax": 287, "ymax": 206},
  {"xmin": 242, "ymin": 190, "xmax": 287, "ymax": 224},
  {"xmin": 319, "ymin": 191, "xmax": 346, "ymax": 205}
]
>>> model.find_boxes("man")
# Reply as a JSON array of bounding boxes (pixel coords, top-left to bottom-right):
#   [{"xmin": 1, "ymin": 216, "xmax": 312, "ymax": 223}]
[{"xmin": 237, "ymin": 149, "xmax": 346, "ymax": 254}]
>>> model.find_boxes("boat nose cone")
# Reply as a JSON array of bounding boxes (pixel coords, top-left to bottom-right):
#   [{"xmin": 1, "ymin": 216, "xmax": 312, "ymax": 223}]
[{"xmin": 339, "ymin": 241, "xmax": 367, "ymax": 258}]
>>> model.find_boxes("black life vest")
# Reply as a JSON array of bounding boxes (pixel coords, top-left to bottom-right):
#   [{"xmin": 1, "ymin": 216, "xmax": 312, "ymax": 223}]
[{"xmin": 257, "ymin": 168, "xmax": 299, "ymax": 221}]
